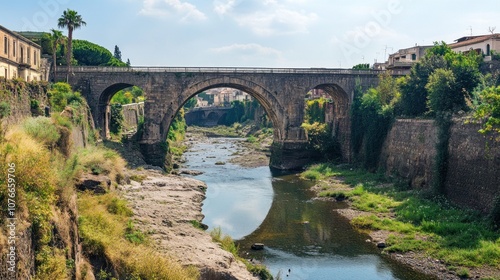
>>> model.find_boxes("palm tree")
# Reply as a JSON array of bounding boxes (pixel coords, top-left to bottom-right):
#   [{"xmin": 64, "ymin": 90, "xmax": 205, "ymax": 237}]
[
  {"xmin": 49, "ymin": 29, "xmax": 65, "ymax": 81},
  {"xmin": 58, "ymin": 9, "xmax": 86, "ymax": 81}
]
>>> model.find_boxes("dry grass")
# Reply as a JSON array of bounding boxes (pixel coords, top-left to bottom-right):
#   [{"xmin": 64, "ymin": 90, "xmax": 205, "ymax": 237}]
[
  {"xmin": 78, "ymin": 192, "xmax": 199, "ymax": 280},
  {"xmin": 0, "ymin": 126, "xmax": 71, "ymax": 279},
  {"xmin": 76, "ymin": 145, "xmax": 126, "ymax": 184}
]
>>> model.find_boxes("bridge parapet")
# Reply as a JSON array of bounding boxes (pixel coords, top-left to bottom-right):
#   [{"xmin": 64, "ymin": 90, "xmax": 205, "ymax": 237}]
[{"xmin": 61, "ymin": 66, "xmax": 406, "ymax": 75}]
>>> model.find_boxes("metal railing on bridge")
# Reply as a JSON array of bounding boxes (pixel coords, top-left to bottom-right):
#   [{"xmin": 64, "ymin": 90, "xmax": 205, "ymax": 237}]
[{"xmin": 61, "ymin": 66, "xmax": 407, "ymax": 76}]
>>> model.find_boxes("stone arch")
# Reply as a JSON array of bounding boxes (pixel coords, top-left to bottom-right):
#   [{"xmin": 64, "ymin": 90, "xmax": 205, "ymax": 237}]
[
  {"xmin": 306, "ymin": 83, "xmax": 351, "ymax": 160},
  {"xmin": 97, "ymin": 82, "xmax": 136, "ymax": 138},
  {"xmin": 160, "ymin": 77, "xmax": 286, "ymax": 143},
  {"xmin": 312, "ymin": 83, "xmax": 350, "ymax": 120}
]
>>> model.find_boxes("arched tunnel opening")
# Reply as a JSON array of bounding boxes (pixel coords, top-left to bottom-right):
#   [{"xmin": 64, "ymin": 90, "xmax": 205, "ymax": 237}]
[
  {"xmin": 302, "ymin": 84, "xmax": 350, "ymax": 162},
  {"xmin": 99, "ymin": 83, "xmax": 146, "ymax": 140},
  {"xmin": 167, "ymin": 87, "xmax": 274, "ymax": 170}
]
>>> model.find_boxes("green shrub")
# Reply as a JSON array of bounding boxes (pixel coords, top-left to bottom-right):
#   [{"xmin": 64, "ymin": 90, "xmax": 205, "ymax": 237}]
[
  {"xmin": 0, "ymin": 101, "xmax": 11, "ymax": 118},
  {"xmin": 48, "ymin": 82, "xmax": 84, "ymax": 112},
  {"xmin": 22, "ymin": 117, "xmax": 60, "ymax": 148},
  {"xmin": 107, "ymin": 197, "xmax": 133, "ymax": 216},
  {"xmin": 110, "ymin": 103, "xmax": 124, "ymax": 135}
]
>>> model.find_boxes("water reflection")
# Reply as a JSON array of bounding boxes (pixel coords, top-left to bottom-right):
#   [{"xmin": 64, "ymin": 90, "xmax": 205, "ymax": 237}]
[
  {"xmin": 183, "ymin": 138, "xmax": 274, "ymax": 239},
  {"xmin": 183, "ymin": 138, "xmax": 436, "ymax": 280}
]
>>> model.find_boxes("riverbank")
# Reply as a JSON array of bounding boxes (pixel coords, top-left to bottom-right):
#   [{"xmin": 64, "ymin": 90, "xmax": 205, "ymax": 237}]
[
  {"xmin": 106, "ymin": 137, "xmax": 259, "ymax": 279},
  {"xmin": 120, "ymin": 167, "xmax": 258, "ymax": 279},
  {"xmin": 304, "ymin": 164, "xmax": 500, "ymax": 280}
]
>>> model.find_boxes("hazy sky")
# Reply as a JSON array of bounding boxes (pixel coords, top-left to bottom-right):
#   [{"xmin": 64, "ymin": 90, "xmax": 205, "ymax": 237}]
[{"xmin": 2, "ymin": 0, "xmax": 499, "ymax": 68}]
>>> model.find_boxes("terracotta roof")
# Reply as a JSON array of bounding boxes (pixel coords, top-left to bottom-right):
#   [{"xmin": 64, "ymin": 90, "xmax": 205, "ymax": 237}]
[{"xmin": 449, "ymin": 34, "xmax": 500, "ymax": 48}]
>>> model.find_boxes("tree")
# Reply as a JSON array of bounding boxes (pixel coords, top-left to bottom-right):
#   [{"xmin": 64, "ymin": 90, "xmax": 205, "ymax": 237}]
[
  {"xmin": 352, "ymin": 63, "xmax": 370, "ymax": 70},
  {"xmin": 48, "ymin": 29, "xmax": 65, "ymax": 81},
  {"xmin": 399, "ymin": 42, "xmax": 480, "ymax": 116},
  {"xmin": 126, "ymin": 58, "xmax": 131, "ymax": 67},
  {"xmin": 474, "ymin": 86, "xmax": 500, "ymax": 140},
  {"xmin": 426, "ymin": 68, "xmax": 457, "ymax": 113},
  {"xmin": 114, "ymin": 45, "xmax": 122, "ymax": 61},
  {"xmin": 58, "ymin": 9, "xmax": 86, "ymax": 81},
  {"xmin": 72, "ymin": 40, "xmax": 113, "ymax": 66}
]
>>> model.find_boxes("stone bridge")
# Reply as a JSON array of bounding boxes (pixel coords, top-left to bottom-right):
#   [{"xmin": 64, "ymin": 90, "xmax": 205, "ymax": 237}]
[
  {"xmin": 59, "ymin": 66, "xmax": 389, "ymax": 169},
  {"xmin": 184, "ymin": 106, "xmax": 233, "ymax": 127}
]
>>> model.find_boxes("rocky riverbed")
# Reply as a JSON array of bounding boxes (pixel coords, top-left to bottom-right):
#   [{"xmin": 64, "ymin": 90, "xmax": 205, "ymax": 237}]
[{"xmin": 121, "ymin": 168, "xmax": 258, "ymax": 280}]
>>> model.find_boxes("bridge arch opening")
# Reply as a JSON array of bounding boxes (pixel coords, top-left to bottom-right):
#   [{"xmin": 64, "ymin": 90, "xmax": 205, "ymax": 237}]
[
  {"xmin": 163, "ymin": 82, "xmax": 280, "ymax": 169},
  {"xmin": 98, "ymin": 83, "xmax": 146, "ymax": 139},
  {"xmin": 160, "ymin": 77, "xmax": 286, "ymax": 147},
  {"xmin": 302, "ymin": 83, "xmax": 351, "ymax": 160}
]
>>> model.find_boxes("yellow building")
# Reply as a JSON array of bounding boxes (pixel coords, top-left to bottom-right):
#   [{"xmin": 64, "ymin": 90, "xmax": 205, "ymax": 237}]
[{"xmin": 0, "ymin": 24, "xmax": 42, "ymax": 81}]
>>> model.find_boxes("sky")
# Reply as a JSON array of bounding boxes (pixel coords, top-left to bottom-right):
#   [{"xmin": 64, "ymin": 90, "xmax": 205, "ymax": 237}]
[{"xmin": 1, "ymin": 0, "xmax": 500, "ymax": 68}]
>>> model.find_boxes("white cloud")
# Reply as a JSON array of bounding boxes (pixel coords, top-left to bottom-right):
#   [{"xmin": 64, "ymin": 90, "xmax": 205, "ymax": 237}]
[
  {"xmin": 210, "ymin": 43, "xmax": 282, "ymax": 57},
  {"xmin": 212, "ymin": 0, "xmax": 317, "ymax": 36},
  {"xmin": 235, "ymin": 8, "xmax": 317, "ymax": 36},
  {"xmin": 213, "ymin": 0, "xmax": 236, "ymax": 16},
  {"xmin": 140, "ymin": 0, "xmax": 207, "ymax": 22}
]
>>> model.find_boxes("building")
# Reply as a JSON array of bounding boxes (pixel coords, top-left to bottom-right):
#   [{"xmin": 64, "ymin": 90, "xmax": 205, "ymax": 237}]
[
  {"xmin": 0, "ymin": 24, "xmax": 42, "ymax": 81},
  {"xmin": 448, "ymin": 33, "xmax": 500, "ymax": 60},
  {"xmin": 386, "ymin": 45, "xmax": 432, "ymax": 71}
]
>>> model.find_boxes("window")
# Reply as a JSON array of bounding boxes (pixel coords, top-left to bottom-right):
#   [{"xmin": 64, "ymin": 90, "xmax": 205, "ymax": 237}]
[
  {"xmin": 486, "ymin": 44, "xmax": 491, "ymax": 56},
  {"xmin": 20, "ymin": 46, "xmax": 24, "ymax": 63},
  {"xmin": 411, "ymin": 53, "xmax": 417, "ymax": 60},
  {"xmin": 3, "ymin": 37, "xmax": 7, "ymax": 55},
  {"xmin": 34, "ymin": 50, "xmax": 37, "ymax": 65},
  {"xmin": 13, "ymin": 41, "xmax": 16, "ymax": 57},
  {"xmin": 27, "ymin": 47, "xmax": 31, "ymax": 64}
]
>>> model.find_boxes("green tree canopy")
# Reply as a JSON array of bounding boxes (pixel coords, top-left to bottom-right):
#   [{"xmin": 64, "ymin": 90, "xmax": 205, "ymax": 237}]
[
  {"xmin": 72, "ymin": 40, "xmax": 127, "ymax": 67},
  {"xmin": 399, "ymin": 42, "xmax": 480, "ymax": 116}
]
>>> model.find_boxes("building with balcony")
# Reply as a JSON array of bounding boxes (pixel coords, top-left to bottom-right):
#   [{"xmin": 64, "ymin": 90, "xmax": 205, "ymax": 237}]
[
  {"xmin": 386, "ymin": 45, "xmax": 432, "ymax": 71},
  {"xmin": 448, "ymin": 33, "xmax": 500, "ymax": 60},
  {"xmin": 0, "ymin": 24, "xmax": 42, "ymax": 81}
]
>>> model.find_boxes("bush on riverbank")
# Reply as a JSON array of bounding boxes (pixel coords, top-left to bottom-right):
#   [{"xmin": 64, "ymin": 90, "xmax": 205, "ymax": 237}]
[{"xmin": 302, "ymin": 163, "xmax": 500, "ymax": 276}]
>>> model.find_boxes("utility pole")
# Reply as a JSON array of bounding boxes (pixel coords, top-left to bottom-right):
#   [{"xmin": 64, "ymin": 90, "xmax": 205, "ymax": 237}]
[{"xmin": 384, "ymin": 45, "xmax": 393, "ymax": 61}]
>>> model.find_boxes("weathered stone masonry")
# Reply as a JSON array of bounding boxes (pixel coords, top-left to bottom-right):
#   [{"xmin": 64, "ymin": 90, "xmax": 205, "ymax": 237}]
[
  {"xmin": 380, "ymin": 118, "xmax": 500, "ymax": 213},
  {"xmin": 60, "ymin": 67, "xmax": 382, "ymax": 170}
]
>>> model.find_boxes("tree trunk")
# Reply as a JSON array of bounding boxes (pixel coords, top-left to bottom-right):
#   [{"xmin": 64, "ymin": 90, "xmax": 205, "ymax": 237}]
[
  {"xmin": 52, "ymin": 51, "xmax": 57, "ymax": 82},
  {"xmin": 66, "ymin": 27, "xmax": 73, "ymax": 82}
]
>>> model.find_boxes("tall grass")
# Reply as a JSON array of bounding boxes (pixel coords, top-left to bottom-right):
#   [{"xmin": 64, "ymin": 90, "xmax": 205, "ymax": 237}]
[
  {"xmin": 22, "ymin": 117, "xmax": 60, "ymax": 148},
  {"xmin": 78, "ymin": 192, "xmax": 199, "ymax": 280},
  {"xmin": 76, "ymin": 146, "xmax": 126, "ymax": 183},
  {"xmin": 0, "ymin": 127, "xmax": 70, "ymax": 279}
]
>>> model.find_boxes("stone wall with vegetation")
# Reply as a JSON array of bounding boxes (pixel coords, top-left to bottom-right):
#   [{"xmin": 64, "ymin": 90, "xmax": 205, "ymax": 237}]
[
  {"xmin": 380, "ymin": 119, "xmax": 437, "ymax": 189},
  {"xmin": 380, "ymin": 118, "xmax": 500, "ymax": 213},
  {"xmin": 446, "ymin": 119, "xmax": 500, "ymax": 213},
  {"xmin": 0, "ymin": 79, "xmax": 49, "ymax": 126}
]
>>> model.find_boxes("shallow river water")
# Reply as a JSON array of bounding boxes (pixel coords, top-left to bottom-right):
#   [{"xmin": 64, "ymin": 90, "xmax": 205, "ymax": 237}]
[{"xmin": 183, "ymin": 137, "xmax": 436, "ymax": 280}]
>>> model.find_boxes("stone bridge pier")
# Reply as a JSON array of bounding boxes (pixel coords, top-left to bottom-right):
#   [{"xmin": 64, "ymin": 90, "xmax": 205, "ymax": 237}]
[{"xmin": 62, "ymin": 67, "xmax": 382, "ymax": 170}]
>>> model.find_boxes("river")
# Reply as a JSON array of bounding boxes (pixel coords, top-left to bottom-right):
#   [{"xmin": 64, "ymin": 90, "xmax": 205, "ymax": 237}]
[{"xmin": 182, "ymin": 136, "xmax": 436, "ymax": 280}]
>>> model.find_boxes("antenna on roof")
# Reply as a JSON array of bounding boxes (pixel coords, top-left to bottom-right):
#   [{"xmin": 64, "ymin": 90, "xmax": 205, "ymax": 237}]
[
  {"xmin": 489, "ymin": 26, "xmax": 497, "ymax": 34},
  {"xmin": 469, "ymin": 26, "xmax": 473, "ymax": 36}
]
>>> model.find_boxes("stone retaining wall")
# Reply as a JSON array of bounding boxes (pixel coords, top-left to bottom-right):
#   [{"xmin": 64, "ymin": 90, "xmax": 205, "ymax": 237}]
[{"xmin": 380, "ymin": 118, "xmax": 500, "ymax": 213}]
